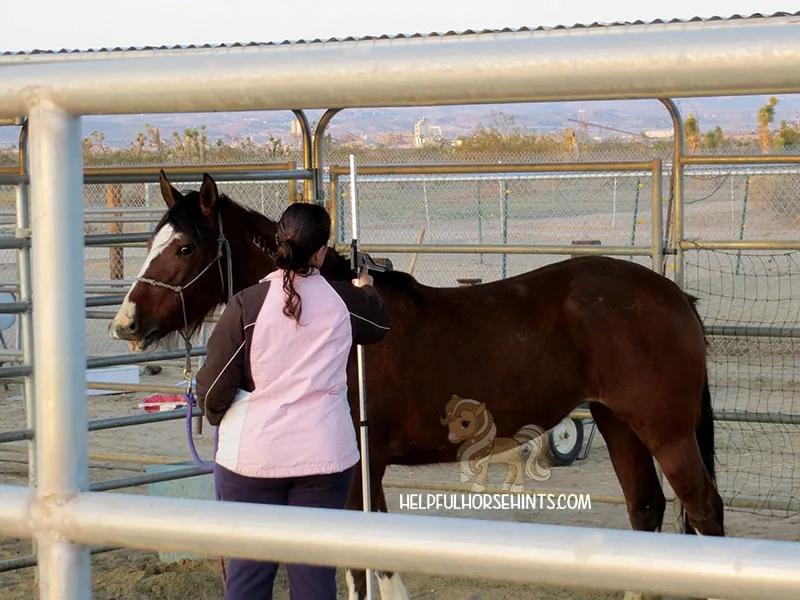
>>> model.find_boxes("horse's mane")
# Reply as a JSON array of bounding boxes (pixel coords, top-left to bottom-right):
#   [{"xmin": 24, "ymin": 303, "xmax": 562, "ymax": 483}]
[{"xmin": 155, "ymin": 191, "xmax": 277, "ymax": 257}]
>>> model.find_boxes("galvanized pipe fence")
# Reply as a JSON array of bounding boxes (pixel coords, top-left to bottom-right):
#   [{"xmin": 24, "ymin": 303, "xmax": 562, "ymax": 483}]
[
  {"xmin": 0, "ymin": 151, "xmax": 798, "ymax": 574},
  {"xmin": 1, "ymin": 17, "xmax": 800, "ymax": 596}
]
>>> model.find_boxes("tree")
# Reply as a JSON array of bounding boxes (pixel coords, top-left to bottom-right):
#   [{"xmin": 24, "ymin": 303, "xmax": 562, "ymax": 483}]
[
  {"xmin": 758, "ymin": 96, "xmax": 778, "ymax": 153},
  {"xmin": 774, "ymin": 120, "xmax": 800, "ymax": 149},
  {"xmin": 704, "ymin": 126, "xmax": 725, "ymax": 151},
  {"xmin": 684, "ymin": 113, "xmax": 699, "ymax": 153}
]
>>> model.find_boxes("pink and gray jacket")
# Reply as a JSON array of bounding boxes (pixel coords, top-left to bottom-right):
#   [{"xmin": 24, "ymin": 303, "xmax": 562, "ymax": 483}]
[{"xmin": 195, "ymin": 268, "xmax": 390, "ymax": 478}]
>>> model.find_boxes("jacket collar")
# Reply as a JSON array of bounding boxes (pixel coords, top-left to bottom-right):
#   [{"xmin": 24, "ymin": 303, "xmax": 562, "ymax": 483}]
[{"xmin": 261, "ymin": 267, "xmax": 320, "ymax": 283}]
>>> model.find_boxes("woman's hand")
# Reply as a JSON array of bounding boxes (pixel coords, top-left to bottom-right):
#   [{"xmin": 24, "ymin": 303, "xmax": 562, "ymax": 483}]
[{"xmin": 352, "ymin": 270, "xmax": 373, "ymax": 287}]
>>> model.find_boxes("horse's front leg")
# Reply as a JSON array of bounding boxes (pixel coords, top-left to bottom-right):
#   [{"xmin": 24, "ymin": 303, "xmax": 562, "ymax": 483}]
[{"xmin": 344, "ymin": 460, "xmax": 409, "ymax": 600}]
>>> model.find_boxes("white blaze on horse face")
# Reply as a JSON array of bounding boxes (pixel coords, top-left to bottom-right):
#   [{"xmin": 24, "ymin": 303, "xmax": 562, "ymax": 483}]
[{"xmin": 110, "ymin": 223, "xmax": 178, "ymax": 336}]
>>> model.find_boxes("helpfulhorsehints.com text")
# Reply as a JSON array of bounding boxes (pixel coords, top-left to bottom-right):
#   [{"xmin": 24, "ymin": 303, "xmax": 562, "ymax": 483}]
[{"xmin": 399, "ymin": 492, "xmax": 592, "ymax": 511}]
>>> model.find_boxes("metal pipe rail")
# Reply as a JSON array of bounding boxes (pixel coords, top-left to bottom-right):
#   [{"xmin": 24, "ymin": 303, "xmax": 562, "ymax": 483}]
[
  {"xmin": 681, "ymin": 240, "xmax": 800, "ymax": 251},
  {"xmin": 0, "ymin": 406, "xmax": 202, "ymax": 444},
  {"xmin": 0, "ymin": 168, "xmax": 313, "ymax": 186},
  {"xmin": 335, "ymin": 243, "xmax": 655, "ymax": 256},
  {"xmin": 329, "ymin": 161, "xmax": 656, "ymax": 176},
  {"xmin": 0, "ymin": 346, "xmax": 206, "ymax": 379},
  {"xmin": 2, "ymin": 486, "xmax": 800, "ymax": 600},
  {"xmin": 84, "ymin": 232, "xmax": 150, "ymax": 246}
]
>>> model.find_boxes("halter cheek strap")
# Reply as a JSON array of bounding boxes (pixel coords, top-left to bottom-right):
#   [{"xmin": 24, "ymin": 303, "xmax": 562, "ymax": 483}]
[{"xmin": 135, "ymin": 210, "xmax": 234, "ymax": 388}]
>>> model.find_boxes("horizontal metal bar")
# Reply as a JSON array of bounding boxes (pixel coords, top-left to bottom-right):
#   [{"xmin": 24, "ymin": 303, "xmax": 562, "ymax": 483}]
[
  {"xmin": 0, "ymin": 174, "xmax": 26, "ymax": 185},
  {"xmin": 1, "ymin": 487, "xmax": 798, "ymax": 600},
  {"xmin": 83, "ymin": 169, "xmax": 311, "ymax": 185},
  {"xmin": 83, "ymin": 162, "xmax": 297, "ymax": 178},
  {"xmin": 4, "ymin": 19, "xmax": 800, "ymax": 116},
  {"xmin": 0, "ymin": 347, "xmax": 206, "ymax": 380},
  {"xmin": 0, "ymin": 301, "xmax": 28, "ymax": 314},
  {"xmin": 87, "ymin": 309, "xmax": 220, "ymax": 323},
  {"xmin": 85, "ymin": 295, "xmax": 124, "ymax": 307},
  {"xmin": 681, "ymin": 240, "xmax": 800, "ymax": 250},
  {"xmin": 84, "ymin": 232, "xmax": 150, "ymax": 246},
  {"xmin": 0, "ymin": 236, "xmax": 30, "ymax": 249},
  {"xmin": 0, "ymin": 406, "xmax": 202, "ymax": 445},
  {"xmin": 336, "ymin": 243, "xmax": 654, "ymax": 256},
  {"xmin": 0, "ymin": 546, "xmax": 119, "ymax": 574},
  {"xmin": 0, "ymin": 428, "xmax": 33, "ymax": 443},
  {"xmin": 329, "ymin": 161, "xmax": 656, "ymax": 176},
  {"xmin": 714, "ymin": 410, "xmax": 800, "ymax": 426},
  {"xmin": 86, "ymin": 346, "xmax": 206, "ymax": 369},
  {"xmin": 0, "ymin": 166, "xmax": 311, "ymax": 186},
  {"xmin": 88, "ymin": 406, "xmax": 202, "ymax": 432},
  {"xmin": 85, "ymin": 381, "xmax": 194, "ymax": 395},
  {"xmin": 681, "ymin": 154, "xmax": 800, "ymax": 166},
  {"xmin": 706, "ymin": 324, "xmax": 800, "ymax": 338},
  {"xmin": 89, "ymin": 465, "xmax": 209, "ymax": 492},
  {"xmin": 0, "ymin": 364, "xmax": 31, "ymax": 377}
]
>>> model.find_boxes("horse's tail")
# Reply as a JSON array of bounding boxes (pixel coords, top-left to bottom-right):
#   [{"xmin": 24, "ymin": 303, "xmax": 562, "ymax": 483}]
[{"xmin": 681, "ymin": 293, "xmax": 717, "ymax": 535}]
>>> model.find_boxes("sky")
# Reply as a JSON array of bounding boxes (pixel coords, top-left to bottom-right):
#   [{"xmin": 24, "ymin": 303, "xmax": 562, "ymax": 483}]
[{"xmin": 1, "ymin": 0, "xmax": 795, "ymax": 53}]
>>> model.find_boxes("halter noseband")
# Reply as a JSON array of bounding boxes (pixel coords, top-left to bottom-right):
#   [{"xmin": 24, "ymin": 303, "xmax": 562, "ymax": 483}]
[{"xmin": 135, "ymin": 210, "xmax": 234, "ymax": 388}]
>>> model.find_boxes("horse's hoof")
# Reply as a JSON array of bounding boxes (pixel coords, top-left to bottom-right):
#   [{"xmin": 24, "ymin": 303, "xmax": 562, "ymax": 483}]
[
  {"xmin": 510, "ymin": 483, "xmax": 525, "ymax": 493},
  {"xmin": 471, "ymin": 483, "xmax": 485, "ymax": 493}
]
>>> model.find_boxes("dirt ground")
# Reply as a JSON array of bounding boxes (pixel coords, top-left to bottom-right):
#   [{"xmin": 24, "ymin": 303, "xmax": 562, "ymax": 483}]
[{"xmin": 1, "ymin": 363, "xmax": 798, "ymax": 600}]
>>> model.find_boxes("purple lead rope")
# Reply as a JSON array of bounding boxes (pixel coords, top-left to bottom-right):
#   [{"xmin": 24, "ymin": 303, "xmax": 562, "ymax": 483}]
[
  {"xmin": 183, "ymin": 388, "xmax": 227, "ymax": 588},
  {"xmin": 183, "ymin": 389, "xmax": 217, "ymax": 473}
]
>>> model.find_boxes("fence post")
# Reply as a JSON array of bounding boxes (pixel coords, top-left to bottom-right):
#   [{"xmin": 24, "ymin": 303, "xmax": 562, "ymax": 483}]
[
  {"xmin": 500, "ymin": 180, "xmax": 509, "ymax": 279},
  {"xmin": 28, "ymin": 99, "xmax": 92, "ymax": 599},
  {"xmin": 107, "ymin": 183, "xmax": 123, "ymax": 280}
]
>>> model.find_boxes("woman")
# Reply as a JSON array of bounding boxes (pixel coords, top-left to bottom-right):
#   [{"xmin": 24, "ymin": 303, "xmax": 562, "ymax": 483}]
[{"xmin": 195, "ymin": 202, "xmax": 390, "ymax": 600}]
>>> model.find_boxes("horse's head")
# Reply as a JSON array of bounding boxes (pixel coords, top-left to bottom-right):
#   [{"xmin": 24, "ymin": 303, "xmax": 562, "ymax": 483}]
[
  {"xmin": 440, "ymin": 394, "xmax": 489, "ymax": 444},
  {"xmin": 109, "ymin": 170, "xmax": 276, "ymax": 352}
]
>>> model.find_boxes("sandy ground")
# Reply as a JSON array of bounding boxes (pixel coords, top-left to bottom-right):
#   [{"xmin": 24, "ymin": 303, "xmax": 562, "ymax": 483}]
[{"xmin": 0, "ymin": 362, "xmax": 799, "ymax": 600}]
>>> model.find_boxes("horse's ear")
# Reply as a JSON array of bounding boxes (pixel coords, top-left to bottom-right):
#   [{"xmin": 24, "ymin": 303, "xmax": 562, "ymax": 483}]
[
  {"xmin": 159, "ymin": 169, "xmax": 183, "ymax": 209},
  {"xmin": 474, "ymin": 402, "xmax": 486, "ymax": 416},
  {"xmin": 199, "ymin": 173, "xmax": 219, "ymax": 218}
]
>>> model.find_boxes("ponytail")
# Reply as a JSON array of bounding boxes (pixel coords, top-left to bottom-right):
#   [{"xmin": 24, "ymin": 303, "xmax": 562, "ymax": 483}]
[
  {"xmin": 274, "ymin": 203, "xmax": 332, "ymax": 324},
  {"xmin": 276, "ymin": 238, "xmax": 312, "ymax": 323}
]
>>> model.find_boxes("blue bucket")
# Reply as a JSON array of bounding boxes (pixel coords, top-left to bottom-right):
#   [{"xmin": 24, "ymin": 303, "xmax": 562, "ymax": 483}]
[{"xmin": 146, "ymin": 461, "xmax": 215, "ymax": 563}]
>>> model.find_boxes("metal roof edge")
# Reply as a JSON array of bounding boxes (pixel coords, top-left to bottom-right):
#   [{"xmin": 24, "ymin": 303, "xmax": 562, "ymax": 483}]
[{"xmin": 2, "ymin": 11, "xmax": 799, "ymax": 60}]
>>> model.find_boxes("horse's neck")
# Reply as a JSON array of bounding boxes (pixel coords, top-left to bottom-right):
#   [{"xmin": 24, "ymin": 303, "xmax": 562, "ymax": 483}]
[{"xmin": 225, "ymin": 205, "xmax": 278, "ymax": 293}]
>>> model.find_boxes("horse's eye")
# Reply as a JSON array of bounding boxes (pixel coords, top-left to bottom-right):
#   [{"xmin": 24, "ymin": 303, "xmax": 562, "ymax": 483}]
[
  {"xmin": 460, "ymin": 420, "xmax": 470, "ymax": 429},
  {"xmin": 176, "ymin": 244, "xmax": 195, "ymax": 256}
]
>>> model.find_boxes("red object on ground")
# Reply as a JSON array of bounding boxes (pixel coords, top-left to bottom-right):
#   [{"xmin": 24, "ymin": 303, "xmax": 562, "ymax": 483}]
[{"xmin": 138, "ymin": 394, "xmax": 187, "ymax": 413}]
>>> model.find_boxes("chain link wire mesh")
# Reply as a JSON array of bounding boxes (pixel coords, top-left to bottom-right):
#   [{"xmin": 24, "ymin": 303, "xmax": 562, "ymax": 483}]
[
  {"xmin": 333, "ymin": 171, "xmax": 663, "ymax": 287},
  {"xmin": 681, "ymin": 166, "xmax": 800, "ymax": 516}
]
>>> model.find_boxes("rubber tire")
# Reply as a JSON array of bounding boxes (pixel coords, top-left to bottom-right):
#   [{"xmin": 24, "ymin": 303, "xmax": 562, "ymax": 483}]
[{"xmin": 546, "ymin": 417, "xmax": 584, "ymax": 467}]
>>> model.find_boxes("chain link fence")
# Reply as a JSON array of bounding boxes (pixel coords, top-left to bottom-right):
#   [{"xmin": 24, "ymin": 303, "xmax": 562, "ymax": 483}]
[
  {"xmin": 1, "ymin": 139, "xmax": 800, "ymax": 518},
  {"xmin": 331, "ymin": 170, "xmax": 662, "ymax": 287}
]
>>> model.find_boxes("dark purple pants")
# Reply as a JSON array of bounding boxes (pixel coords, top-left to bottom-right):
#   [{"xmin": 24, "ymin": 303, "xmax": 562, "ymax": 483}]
[{"xmin": 213, "ymin": 463, "xmax": 355, "ymax": 600}]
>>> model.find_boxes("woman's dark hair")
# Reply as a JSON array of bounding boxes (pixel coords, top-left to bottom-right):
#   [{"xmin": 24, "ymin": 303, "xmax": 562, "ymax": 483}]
[{"xmin": 275, "ymin": 203, "xmax": 331, "ymax": 322}]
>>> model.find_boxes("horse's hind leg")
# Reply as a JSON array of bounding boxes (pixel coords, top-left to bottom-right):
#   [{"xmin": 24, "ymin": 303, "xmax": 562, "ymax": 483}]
[
  {"xmin": 591, "ymin": 403, "xmax": 666, "ymax": 533},
  {"xmin": 590, "ymin": 403, "xmax": 666, "ymax": 600}
]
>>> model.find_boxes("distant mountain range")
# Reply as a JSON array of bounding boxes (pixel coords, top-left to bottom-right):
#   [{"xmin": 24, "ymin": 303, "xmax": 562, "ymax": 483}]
[{"xmin": 2, "ymin": 95, "xmax": 800, "ymax": 148}]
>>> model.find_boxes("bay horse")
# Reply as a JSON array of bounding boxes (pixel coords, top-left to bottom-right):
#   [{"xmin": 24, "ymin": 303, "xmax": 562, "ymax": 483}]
[{"xmin": 110, "ymin": 171, "xmax": 723, "ymax": 600}]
